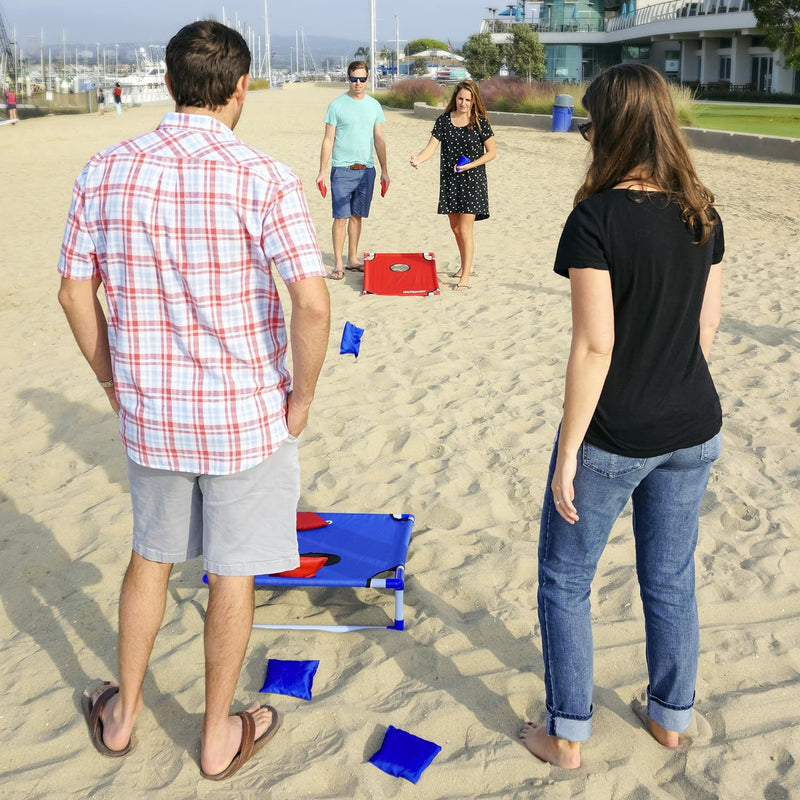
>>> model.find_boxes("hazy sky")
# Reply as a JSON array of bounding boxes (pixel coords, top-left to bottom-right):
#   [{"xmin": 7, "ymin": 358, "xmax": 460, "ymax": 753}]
[{"xmin": 4, "ymin": 1, "xmax": 496, "ymax": 49}]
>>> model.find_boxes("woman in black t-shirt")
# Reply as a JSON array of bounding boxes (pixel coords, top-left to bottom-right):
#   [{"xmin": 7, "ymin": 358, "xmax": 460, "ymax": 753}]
[
  {"xmin": 521, "ymin": 64, "xmax": 724, "ymax": 769},
  {"xmin": 410, "ymin": 80, "xmax": 496, "ymax": 291}
]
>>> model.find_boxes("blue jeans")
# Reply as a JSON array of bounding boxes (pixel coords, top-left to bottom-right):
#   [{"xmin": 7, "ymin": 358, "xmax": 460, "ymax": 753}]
[{"xmin": 537, "ymin": 429, "xmax": 721, "ymax": 741}]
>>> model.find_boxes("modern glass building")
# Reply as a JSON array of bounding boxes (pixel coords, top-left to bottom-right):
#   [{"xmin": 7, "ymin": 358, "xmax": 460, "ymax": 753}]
[{"xmin": 481, "ymin": 0, "xmax": 798, "ymax": 93}]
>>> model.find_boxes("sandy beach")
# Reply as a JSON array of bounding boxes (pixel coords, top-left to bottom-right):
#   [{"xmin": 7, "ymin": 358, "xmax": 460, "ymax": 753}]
[{"xmin": 2, "ymin": 83, "xmax": 799, "ymax": 798}]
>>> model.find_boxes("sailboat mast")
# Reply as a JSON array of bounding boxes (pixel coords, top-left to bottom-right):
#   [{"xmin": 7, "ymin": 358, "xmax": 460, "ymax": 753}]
[{"xmin": 264, "ymin": 0, "xmax": 271, "ymax": 84}]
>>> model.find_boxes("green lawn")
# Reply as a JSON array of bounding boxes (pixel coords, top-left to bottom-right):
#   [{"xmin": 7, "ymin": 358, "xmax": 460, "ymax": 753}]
[{"xmin": 693, "ymin": 104, "xmax": 800, "ymax": 139}]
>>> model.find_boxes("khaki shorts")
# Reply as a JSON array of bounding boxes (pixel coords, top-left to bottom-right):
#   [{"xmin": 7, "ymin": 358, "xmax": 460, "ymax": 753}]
[{"xmin": 127, "ymin": 436, "xmax": 301, "ymax": 576}]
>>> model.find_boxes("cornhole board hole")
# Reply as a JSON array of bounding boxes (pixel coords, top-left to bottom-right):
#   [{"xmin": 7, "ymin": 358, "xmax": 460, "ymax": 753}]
[
  {"xmin": 362, "ymin": 252, "xmax": 439, "ymax": 296},
  {"xmin": 252, "ymin": 512, "xmax": 415, "ymax": 633}
]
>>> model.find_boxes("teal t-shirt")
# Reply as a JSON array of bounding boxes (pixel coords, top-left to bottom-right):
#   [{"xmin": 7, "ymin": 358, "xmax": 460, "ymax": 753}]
[{"xmin": 324, "ymin": 93, "xmax": 386, "ymax": 168}]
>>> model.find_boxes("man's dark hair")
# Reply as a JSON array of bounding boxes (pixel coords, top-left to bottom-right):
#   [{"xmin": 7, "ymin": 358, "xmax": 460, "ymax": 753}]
[
  {"xmin": 166, "ymin": 20, "xmax": 251, "ymax": 110},
  {"xmin": 348, "ymin": 60, "xmax": 369, "ymax": 76}
]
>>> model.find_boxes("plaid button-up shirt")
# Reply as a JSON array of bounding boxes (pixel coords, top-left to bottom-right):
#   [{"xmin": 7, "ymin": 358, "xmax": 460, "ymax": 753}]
[{"xmin": 58, "ymin": 113, "xmax": 325, "ymax": 474}]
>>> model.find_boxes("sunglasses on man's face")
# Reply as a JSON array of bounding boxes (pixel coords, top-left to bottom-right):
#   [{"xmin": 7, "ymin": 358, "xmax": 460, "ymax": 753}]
[
  {"xmin": 578, "ymin": 120, "xmax": 593, "ymax": 141},
  {"xmin": 349, "ymin": 76, "xmax": 368, "ymax": 83}
]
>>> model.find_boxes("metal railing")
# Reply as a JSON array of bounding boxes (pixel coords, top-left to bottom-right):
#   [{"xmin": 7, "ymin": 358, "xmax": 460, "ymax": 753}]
[
  {"xmin": 482, "ymin": 0, "xmax": 753, "ymax": 35},
  {"xmin": 607, "ymin": 0, "xmax": 752, "ymax": 31},
  {"xmin": 485, "ymin": 18, "xmax": 605, "ymax": 33}
]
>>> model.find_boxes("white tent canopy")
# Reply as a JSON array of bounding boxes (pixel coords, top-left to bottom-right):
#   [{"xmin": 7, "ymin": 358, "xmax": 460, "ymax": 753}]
[{"xmin": 402, "ymin": 49, "xmax": 465, "ymax": 62}]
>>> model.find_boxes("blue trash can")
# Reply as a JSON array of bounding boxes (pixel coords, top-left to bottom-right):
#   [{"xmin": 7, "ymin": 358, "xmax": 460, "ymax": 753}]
[{"xmin": 552, "ymin": 94, "xmax": 574, "ymax": 133}]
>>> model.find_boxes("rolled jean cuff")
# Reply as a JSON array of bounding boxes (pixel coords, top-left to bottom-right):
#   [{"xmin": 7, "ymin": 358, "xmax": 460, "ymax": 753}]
[
  {"xmin": 647, "ymin": 687, "xmax": 694, "ymax": 733},
  {"xmin": 547, "ymin": 707, "xmax": 592, "ymax": 742}
]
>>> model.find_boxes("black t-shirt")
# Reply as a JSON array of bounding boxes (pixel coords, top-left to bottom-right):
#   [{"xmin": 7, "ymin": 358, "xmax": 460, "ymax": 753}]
[{"xmin": 554, "ymin": 189, "xmax": 725, "ymax": 458}]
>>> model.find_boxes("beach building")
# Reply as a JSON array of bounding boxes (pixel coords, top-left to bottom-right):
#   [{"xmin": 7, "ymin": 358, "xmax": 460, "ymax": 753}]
[{"xmin": 481, "ymin": 0, "xmax": 798, "ymax": 93}]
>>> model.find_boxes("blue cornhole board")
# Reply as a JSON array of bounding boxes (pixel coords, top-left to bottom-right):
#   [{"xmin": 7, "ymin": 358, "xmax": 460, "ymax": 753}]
[{"xmin": 253, "ymin": 512, "xmax": 414, "ymax": 633}]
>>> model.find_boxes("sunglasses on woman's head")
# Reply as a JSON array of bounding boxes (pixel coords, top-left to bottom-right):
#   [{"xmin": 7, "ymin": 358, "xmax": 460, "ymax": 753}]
[
  {"xmin": 578, "ymin": 121, "xmax": 592, "ymax": 141},
  {"xmin": 349, "ymin": 76, "xmax": 368, "ymax": 83}
]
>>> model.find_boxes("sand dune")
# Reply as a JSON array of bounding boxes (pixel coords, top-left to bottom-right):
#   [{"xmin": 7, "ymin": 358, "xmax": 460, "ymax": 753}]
[{"xmin": 1, "ymin": 84, "xmax": 799, "ymax": 798}]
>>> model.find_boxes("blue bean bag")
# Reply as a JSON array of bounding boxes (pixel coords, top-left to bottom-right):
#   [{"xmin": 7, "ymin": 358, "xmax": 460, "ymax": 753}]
[{"xmin": 369, "ymin": 725, "xmax": 441, "ymax": 783}]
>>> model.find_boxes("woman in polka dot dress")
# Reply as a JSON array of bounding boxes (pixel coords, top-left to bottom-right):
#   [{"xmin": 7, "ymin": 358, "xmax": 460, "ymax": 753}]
[{"xmin": 410, "ymin": 80, "xmax": 496, "ymax": 291}]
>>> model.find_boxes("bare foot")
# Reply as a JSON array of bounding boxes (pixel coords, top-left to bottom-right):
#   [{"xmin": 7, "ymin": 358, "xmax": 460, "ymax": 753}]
[
  {"xmin": 631, "ymin": 698, "xmax": 689, "ymax": 749},
  {"xmin": 519, "ymin": 723, "xmax": 581, "ymax": 769},
  {"xmin": 648, "ymin": 717, "xmax": 681, "ymax": 748},
  {"xmin": 201, "ymin": 703, "xmax": 276, "ymax": 777}
]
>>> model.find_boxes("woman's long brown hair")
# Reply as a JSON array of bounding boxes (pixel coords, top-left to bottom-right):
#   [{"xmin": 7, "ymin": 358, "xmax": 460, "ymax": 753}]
[
  {"xmin": 444, "ymin": 79, "xmax": 488, "ymax": 133},
  {"xmin": 576, "ymin": 64, "xmax": 717, "ymax": 244}
]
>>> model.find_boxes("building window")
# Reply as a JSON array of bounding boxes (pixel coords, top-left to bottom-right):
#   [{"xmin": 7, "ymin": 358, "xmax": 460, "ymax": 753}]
[
  {"xmin": 544, "ymin": 44, "xmax": 584, "ymax": 82},
  {"xmin": 621, "ymin": 45, "xmax": 650, "ymax": 61},
  {"xmin": 751, "ymin": 55, "xmax": 772, "ymax": 91},
  {"xmin": 718, "ymin": 37, "xmax": 732, "ymax": 48},
  {"xmin": 719, "ymin": 56, "xmax": 731, "ymax": 80}
]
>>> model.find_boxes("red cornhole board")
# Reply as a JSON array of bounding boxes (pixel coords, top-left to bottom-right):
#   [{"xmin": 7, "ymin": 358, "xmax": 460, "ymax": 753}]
[{"xmin": 362, "ymin": 252, "xmax": 439, "ymax": 296}]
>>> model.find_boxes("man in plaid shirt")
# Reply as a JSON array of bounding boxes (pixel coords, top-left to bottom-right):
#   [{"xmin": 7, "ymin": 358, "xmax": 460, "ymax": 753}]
[{"xmin": 58, "ymin": 21, "xmax": 330, "ymax": 780}]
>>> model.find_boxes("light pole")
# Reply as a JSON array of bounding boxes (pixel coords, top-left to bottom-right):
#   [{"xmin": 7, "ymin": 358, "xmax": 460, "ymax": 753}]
[
  {"xmin": 395, "ymin": 12, "xmax": 400, "ymax": 81},
  {"xmin": 115, "ymin": 44, "xmax": 119, "ymax": 78},
  {"xmin": 369, "ymin": 0, "xmax": 376, "ymax": 91},
  {"xmin": 11, "ymin": 25, "xmax": 17, "ymax": 93}
]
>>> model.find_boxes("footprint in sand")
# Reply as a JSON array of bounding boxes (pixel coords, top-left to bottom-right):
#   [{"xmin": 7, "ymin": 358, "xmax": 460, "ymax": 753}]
[{"xmin": 721, "ymin": 501, "xmax": 761, "ymax": 532}]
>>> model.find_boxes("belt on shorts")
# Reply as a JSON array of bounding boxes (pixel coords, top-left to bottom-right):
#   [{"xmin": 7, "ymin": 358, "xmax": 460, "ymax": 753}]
[{"xmin": 348, "ymin": 164, "xmax": 367, "ymax": 170}]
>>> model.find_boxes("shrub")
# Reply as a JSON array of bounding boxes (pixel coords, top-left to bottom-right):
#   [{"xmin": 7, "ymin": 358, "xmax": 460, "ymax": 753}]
[
  {"xmin": 695, "ymin": 88, "xmax": 800, "ymax": 104},
  {"xmin": 376, "ymin": 73, "xmax": 702, "ymax": 127},
  {"xmin": 375, "ymin": 78, "xmax": 445, "ymax": 109},
  {"xmin": 478, "ymin": 77, "xmax": 694, "ymax": 125},
  {"xmin": 479, "ymin": 77, "xmax": 587, "ymax": 116},
  {"xmin": 669, "ymin": 84, "xmax": 697, "ymax": 127},
  {"xmin": 478, "ymin": 76, "xmax": 527, "ymax": 110},
  {"xmin": 248, "ymin": 78, "xmax": 270, "ymax": 91}
]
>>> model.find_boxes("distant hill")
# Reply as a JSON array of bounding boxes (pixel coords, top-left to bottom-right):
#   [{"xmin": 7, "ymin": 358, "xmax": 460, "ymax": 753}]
[
  {"xmin": 265, "ymin": 33, "xmax": 388, "ymax": 72},
  {"xmin": 42, "ymin": 33, "xmax": 373, "ymax": 73}
]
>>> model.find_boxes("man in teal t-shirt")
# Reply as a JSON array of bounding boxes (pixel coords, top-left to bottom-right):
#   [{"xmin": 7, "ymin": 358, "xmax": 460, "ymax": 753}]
[{"xmin": 316, "ymin": 61, "xmax": 389, "ymax": 280}]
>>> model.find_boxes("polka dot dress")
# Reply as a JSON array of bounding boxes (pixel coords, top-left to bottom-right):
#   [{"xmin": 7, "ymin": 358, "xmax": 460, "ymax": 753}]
[{"xmin": 432, "ymin": 113, "xmax": 494, "ymax": 221}]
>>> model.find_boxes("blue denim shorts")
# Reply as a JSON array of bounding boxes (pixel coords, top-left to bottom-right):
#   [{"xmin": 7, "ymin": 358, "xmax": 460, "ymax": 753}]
[{"xmin": 331, "ymin": 166, "xmax": 375, "ymax": 218}]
